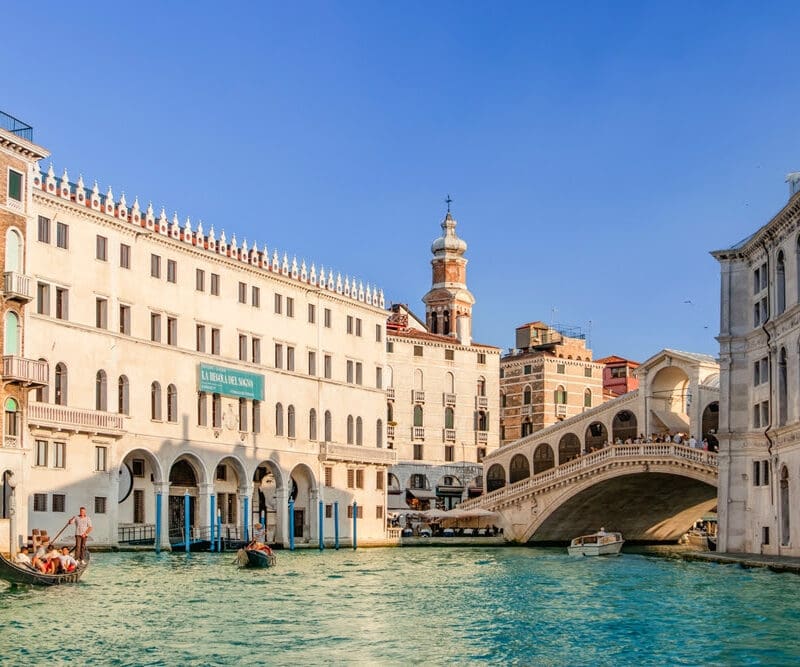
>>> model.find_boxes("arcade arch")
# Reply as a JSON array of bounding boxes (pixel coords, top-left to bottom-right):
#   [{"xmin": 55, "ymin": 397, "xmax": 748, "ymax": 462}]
[
  {"xmin": 509, "ymin": 454, "xmax": 531, "ymax": 484},
  {"xmin": 558, "ymin": 433, "xmax": 580, "ymax": 464},
  {"xmin": 486, "ymin": 463, "xmax": 506, "ymax": 492},
  {"xmin": 612, "ymin": 410, "xmax": 638, "ymax": 442},
  {"xmin": 585, "ymin": 422, "xmax": 608, "ymax": 451},
  {"xmin": 533, "ymin": 443, "xmax": 555, "ymax": 474}
]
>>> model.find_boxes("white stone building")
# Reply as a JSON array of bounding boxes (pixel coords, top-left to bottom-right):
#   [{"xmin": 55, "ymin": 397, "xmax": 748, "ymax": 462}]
[{"xmin": 713, "ymin": 177, "xmax": 800, "ymax": 555}]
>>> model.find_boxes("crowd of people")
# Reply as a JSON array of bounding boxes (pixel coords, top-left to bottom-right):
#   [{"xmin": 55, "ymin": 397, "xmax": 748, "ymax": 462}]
[{"xmin": 15, "ymin": 545, "xmax": 78, "ymax": 574}]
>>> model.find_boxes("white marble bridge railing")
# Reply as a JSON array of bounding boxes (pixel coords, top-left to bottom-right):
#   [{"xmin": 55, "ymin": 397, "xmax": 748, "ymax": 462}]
[{"xmin": 460, "ymin": 443, "xmax": 718, "ymax": 511}]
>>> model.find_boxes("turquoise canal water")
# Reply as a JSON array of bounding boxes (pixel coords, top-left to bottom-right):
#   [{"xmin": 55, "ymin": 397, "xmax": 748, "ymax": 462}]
[{"xmin": 2, "ymin": 547, "xmax": 800, "ymax": 665}]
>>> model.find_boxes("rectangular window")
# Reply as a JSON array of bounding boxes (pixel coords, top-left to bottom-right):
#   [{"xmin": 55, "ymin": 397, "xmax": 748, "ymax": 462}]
[
  {"xmin": 445, "ymin": 349, "xmax": 454, "ymax": 361},
  {"xmin": 150, "ymin": 313, "xmax": 161, "ymax": 342},
  {"xmin": 252, "ymin": 400, "xmax": 261, "ymax": 433},
  {"xmin": 96, "ymin": 235, "xmax": 108, "ymax": 261},
  {"xmin": 239, "ymin": 334, "xmax": 248, "ymax": 361},
  {"xmin": 36, "ymin": 282, "xmax": 50, "ymax": 316},
  {"xmin": 753, "ymin": 404, "xmax": 761, "ymax": 428},
  {"xmin": 387, "ymin": 341, "xmax": 394, "ymax": 353},
  {"xmin": 211, "ymin": 328, "xmax": 221, "ymax": 355},
  {"xmin": 238, "ymin": 282, "xmax": 247, "ymax": 304},
  {"xmin": 376, "ymin": 367, "xmax": 383, "ymax": 389},
  {"xmin": 347, "ymin": 316, "xmax": 353, "ymax": 334},
  {"xmin": 413, "ymin": 444, "xmax": 423, "ymax": 460},
  {"xmin": 325, "ymin": 467, "xmax": 333, "ymax": 487},
  {"xmin": 252, "ymin": 286, "xmax": 260, "ymax": 308},
  {"xmin": 274, "ymin": 293, "xmax": 282, "ymax": 314},
  {"xmin": 252, "ymin": 338, "xmax": 261, "ymax": 364},
  {"xmin": 308, "ymin": 303, "xmax": 316, "ymax": 324},
  {"xmin": 132, "ymin": 459, "xmax": 145, "ymax": 477},
  {"xmin": 133, "ymin": 490, "xmax": 145, "ymax": 524},
  {"xmin": 55, "ymin": 287, "xmax": 68, "ymax": 320},
  {"xmin": 167, "ymin": 317, "xmax": 178, "ymax": 346},
  {"xmin": 477, "ymin": 353, "xmax": 486, "ymax": 364},
  {"xmin": 356, "ymin": 469, "xmax": 364, "ymax": 489},
  {"xmin": 53, "ymin": 441, "xmax": 65, "ymax": 469},
  {"xmin": 286, "ymin": 297, "xmax": 294, "ymax": 318},
  {"xmin": 556, "ymin": 363, "xmax": 565, "ymax": 374},
  {"xmin": 150, "ymin": 254, "xmax": 161, "ymax": 278},
  {"xmin": 196, "ymin": 324, "xmax": 206, "ymax": 353},
  {"xmin": 356, "ymin": 362, "xmax": 363, "ymax": 385},
  {"xmin": 610, "ymin": 366, "xmax": 627, "ymax": 379},
  {"xmin": 477, "ymin": 447, "xmax": 487, "ymax": 463},
  {"xmin": 754, "ymin": 266, "xmax": 761, "ymax": 294},
  {"xmin": 33, "ymin": 493, "xmax": 47, "ymax": 512},
  {"xmin": 376, "ymin": 506, "xmax": 384, "ymax": 520},
  {"xmin": 8, "ymin": 169, "xmax": 22, "ymax": 201},
  {"xmin": 120, "ymin": 243, "xmax": 131, "ymax": 269},
  {"xmin": 95, "ymin": 497, "xmax": 107, "ymax": 514},
  {"xmin": 584, "ymin": 367, "xmax": 592, "ymax": 377},
  {"xmin": 324, "ymin": 355, "xmax": 332, "ymax": 379},
  {"xmin": 347, "ymin": 360, "xmax": 354, "ymax": 383},
  {"xmin": 324, "ymin": 308, "xmax": 331, "ymax": 328},
  {"xmin": 347, "ymin": 469, "xmax": 355, "ymax": 489},
  {"xmin": 35, "ymin": 439, "xmax": 47, "ymax": 466},
  {"xmin": 52, "ymin": 494, "xmax": 66, "ymax": 513},
  {"xmin": 761, "ymin": 401, "xmax": 769, "ymax": 428},
  {"xmin": 197, "ymin": 392, "xmax": 208, "ymax": 426},
  {"xmin": 375, "ymin": 324, "xmax": 382, "ymax": 342},
  {"xmin": 445, "ymin": 445, "xmax": 454, "ymax": 462},
  {"xmin": 38, "ymin": 215, "xmax": 51, "ymax": 243},
  {"xmin": 210, "ymin": 273, "xmax": 220, "ymax": 296},
  {"xmin": 119, "ymin": 304, "xmax": 131, "ymax": 335},
  {"xmin": 308, "ymin": 351, "xmax": 317, "ymax": 376},
  {"xmin": 414, "ymin": 346, "xmax": 423, "ymax": 357},
  {"xmin": 166, "ymin": 259, "xmax": 177, "ymax": 284},
  {"xmin": 196, "ymin": 269, "xmax": 205, "ymax": 292},
  {"xmin": 95, "ymin": 446, "xmax": 108, "ymax": 471},
  {"xmin": 56, "ymin": 222, "xmax": 69, "ymax": 249},
  {"xmin": 275, "ymin": 344, "xmax": 283, "ymax": 369},
  {"xmin": 524, "ymin": 364, "xmax": 532, "ymax": 375},
  {"xmin": 95, "ymin": 297, "xmax": 108, "ymax": 329},
  {"xmin": 376, "ymin": 470, "xmax": 384, "ymax": 491},
  {"xmin": 355, "ymin": 318, "xmax": 362, "ymax": 337},
  {"xmin": 287, "ymin": 346, "xmax": 295, "ymax": 371},
  {"xmin": 325, "ymin": 504, "xmax": 333, "ymax": 519}
]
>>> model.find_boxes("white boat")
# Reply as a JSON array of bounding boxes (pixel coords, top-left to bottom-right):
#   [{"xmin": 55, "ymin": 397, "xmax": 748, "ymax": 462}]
[{"xmin": 568, "ymin": 528, "xmax": 624, "ymax": 556}]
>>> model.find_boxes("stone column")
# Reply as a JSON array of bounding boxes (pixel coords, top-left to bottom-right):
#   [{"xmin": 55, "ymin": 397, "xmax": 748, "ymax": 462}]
[
  {"xmin": 198, "ymin": 483, "xmax": 214, "ymax": 538},
  {"xmin": 274, "ymin": 486, "xmax": 289, "ymax": 547},
  {"xmin": 310, "ymin": 487, "xmax": 320, "ymax": 544},
  {"xmin": 238, "ymin": 483, "xmax": 253, "ymax": 539}
]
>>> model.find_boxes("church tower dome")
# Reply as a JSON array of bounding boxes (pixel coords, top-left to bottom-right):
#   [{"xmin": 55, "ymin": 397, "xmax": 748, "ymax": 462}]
[{"xmin": 422, "ymin": 203, "xmax": 475, "ymax": 344}]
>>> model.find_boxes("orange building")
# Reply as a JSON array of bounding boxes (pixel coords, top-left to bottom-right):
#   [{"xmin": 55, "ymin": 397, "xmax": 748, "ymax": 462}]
[{"xmin": 596, "ymin": 355, "xmax": 640, "ymax": 397}]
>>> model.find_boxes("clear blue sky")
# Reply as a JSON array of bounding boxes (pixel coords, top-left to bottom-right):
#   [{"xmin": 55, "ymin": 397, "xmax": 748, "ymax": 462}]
[{"xmin": 7, "ymin": 2, "xmax": 800, "ymax": 361}]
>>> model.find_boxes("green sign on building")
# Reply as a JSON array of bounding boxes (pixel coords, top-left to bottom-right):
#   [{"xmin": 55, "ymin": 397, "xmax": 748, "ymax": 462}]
[{"xmin": 198, "ymin": 363, "xmax": 264, "ymax": 401}]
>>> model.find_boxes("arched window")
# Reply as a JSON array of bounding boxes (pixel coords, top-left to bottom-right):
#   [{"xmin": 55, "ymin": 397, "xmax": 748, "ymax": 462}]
[
  {"xmin": 287, "ymin": 404, "xmax": 296, "ymax": 438},
  {"xmin": 387, "ymin": 402, "xmax": 394, "ymax": 422},
  {"xmin": 197, "ymin": 392, "xmax": 207, "ymax": 426},
  {"xmin": 523, "ymin": 385, "xmax": 532, "ymax": 405},
  {"xmin": 356, "ymin": 416, "xmax": 363, "ymax": 446},
  {"xmin": 347, "ymin": 415, "xmax": 354, "ymax": 444},
  {"xmin": 95, "ymin": 370, "xmax": 108, "ymax": 411},
  {"xmin": 239, "ymin": 397, "xmax": 248, "ymax": 431},
  {"xmin": 309, "ymin": 408, "xmax": 317, "ymax": 440},
  {"xmin": 55, "ymin": 363, "xmax": 68, "ymax": 405},
  {"xmin": 167, "ymin": 384, "xmax": 177, "ymax": 422},
  {"xmin": 445, "ymin": 372, "xmax": 455, "ymax": 394},
  {"xmin": 413, "ymin": 405, "xmax": 423, "ymax": 427},
  {"xmin": 150, "ymin": 381, "xmax": 161, "ymax": 420},
  {"xmin": 445, "ymin": 407, "xmax": 454, "ymax": 429},
  {"xmin": 275, "ymin": 403, "xmax": 284, "ymax": 436},
  {"xmin": 555, "ymin": 385, "xmax": 567, "ymax": 404},
  {"xmin": 212, "ymin": 393, "xmax": 221, "ymax": 428},
  {"xmin": 118, "ymin": 375, "xmax": 129, "ymax": 415},
  {"xmin": 35, "ymin": 358, "xmax": 49, "ymax": 402},
  {"xmin": 4, "ymin": 311, "xmax": 19, "ymax": 356},
  {"xmin": 4, "ymin": 398, "xmax": 20, "ymax": 442},
  {"xmin": 584, "ymin": 388, "xmax": 592, "ymax": 408},
  {"xmin": 5, "ymin": 228, "xmax": 22, "ymax": 273},
  {"xmin": 501, "ymin": 393, "xmax": 507, "ymax": 408},
  {"xmin": 779, "ymin": 347, "xmax": 788, "ymax": 426},
  {"xmin": 477, "ymin": 377, "xmax": 486, "ymax": 397},
  {"xmin": 476, "ymin": 410, "xmax": 488, "ymax": 431},
  {"xmin": 324, "ymin": 410, "xmax": 332, "ymax": 442},
  {"xmin": 414, "ymin": 368, "xmax": 424, "ymax": 391},
  {"xmin": 386, "ymin": 365, "xmax": 394, "ymax": 388},
  {"xmin": 777, "ymin": 250, "xmax": 786, "ymax": 315},
  {"xmin": 376, "ymin": 419, "xmax": 383, "ymax": 448}
]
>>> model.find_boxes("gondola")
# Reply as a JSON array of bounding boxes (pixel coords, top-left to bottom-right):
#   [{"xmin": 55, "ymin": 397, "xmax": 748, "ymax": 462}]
[
  {"xmin": 0, "ymin": 550, "xmax": 89, "ymax": 586},
  {"xmin": 235, "ymin": 546, "xmax": 276, "ymax": 568}
]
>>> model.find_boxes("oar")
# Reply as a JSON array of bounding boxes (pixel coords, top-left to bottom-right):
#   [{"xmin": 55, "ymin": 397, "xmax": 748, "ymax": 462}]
[{"xmin": 49, "ymin": 519, "xmax": 72, "ymax": 546}]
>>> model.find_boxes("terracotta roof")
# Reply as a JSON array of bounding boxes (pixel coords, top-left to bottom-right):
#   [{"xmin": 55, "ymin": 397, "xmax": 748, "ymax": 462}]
[
  {"xmin": 388, "ymin": 328, "xmax": 499, "ymax": 350},
  {"xmin": 595, "ymin": 355, "xmax": 640, "ymax": 366}
]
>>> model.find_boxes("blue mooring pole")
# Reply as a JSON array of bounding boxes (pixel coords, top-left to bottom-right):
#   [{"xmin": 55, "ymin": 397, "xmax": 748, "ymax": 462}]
[
  {"xmin": 261, "ymin": 511, "xmax": 266, "ymax": 541},
  {"xmin": 155, "ymin": 491, "xmax": 162, "ymax": 555},
  {"xmin": 217, "ymin": 510, "xmax": 222, "ymax": 552},
  {"xmin": 319, "ymin": 500, "xmax": 324, "ymax": 550},
  {"xmin": 183, "ymin": 491, "xmax": 190, "ymax": 553},
  {"xmin": 243, "ymin": 496, "xmax": 250, "ymax": 543},
  {"xmin": 210, "ymin": 494, "xmax": 216, "ymax": 552},
  {"xmin": 288, "ymin": 498, "xmax": 295, "ymax": 551},
  {"xmin": 334, "ymin": 501, "xmax": 340, "ymax": 550},
  {"xmin": 352, "ymin": 500, "xmax": 357, "ymax": 551}
]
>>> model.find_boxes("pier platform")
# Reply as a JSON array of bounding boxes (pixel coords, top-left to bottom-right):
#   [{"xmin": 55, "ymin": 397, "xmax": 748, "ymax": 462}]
[{"xmin": 682, "ymin": 551, "xmax": 800, "ymax": 574}]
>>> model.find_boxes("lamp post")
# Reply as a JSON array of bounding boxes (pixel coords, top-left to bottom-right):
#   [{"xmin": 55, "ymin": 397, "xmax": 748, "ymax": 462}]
[{"xmin": 6, "ymin": 471, "xmax": 17, "ymax": 558}]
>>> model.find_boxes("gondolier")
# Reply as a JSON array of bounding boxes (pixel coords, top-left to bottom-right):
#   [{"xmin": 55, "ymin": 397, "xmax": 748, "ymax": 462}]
[{"xmin": 69, "ymin": 507, "xmax": 92, "ymax": 563}]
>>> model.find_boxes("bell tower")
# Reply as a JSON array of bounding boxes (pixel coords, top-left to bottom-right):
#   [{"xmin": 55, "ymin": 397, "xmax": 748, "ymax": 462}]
[{"xmin": 422, "ymin": 204, "xmax": 475, "ymax": 344}]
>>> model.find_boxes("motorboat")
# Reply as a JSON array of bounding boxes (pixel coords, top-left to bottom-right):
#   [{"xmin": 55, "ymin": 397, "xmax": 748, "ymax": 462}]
[{"xmin": 568, "ymin": 528, "xmax": 624, "ymax": 556}]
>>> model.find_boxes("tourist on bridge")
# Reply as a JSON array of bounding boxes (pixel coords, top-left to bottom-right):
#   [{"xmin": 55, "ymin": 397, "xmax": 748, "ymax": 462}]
[{"xmin": 69, "ymin": 507, "xmax": 92, "ymax": 563}]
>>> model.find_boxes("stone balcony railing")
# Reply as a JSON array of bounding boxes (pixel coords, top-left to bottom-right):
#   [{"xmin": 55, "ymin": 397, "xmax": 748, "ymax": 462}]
[
  {"xmin": 412, "ymin": 390, "xmax": 425, "ymax": 404},
  {"xmin": 475, "ymin": 395, "xmax": 489, "ymax": 410},
  {"xmin": 387, "ymin": 424, "xmax": 395, "ymax": 439},
  {"xmin": 28, "ymin": 401, "xmax": 126, "ymax": 437},
  {"xmin": 443, "ymin": 393, "xmax": 457, "ymax": 407},
  {"xmin": 443, "ymin": 428, "xmax": 456, "ymax": 442},
  {"xmin": 555, "ymin": 404, "xmax": 567, "ymax": 418},
  {"xmin": 3, "ymin": 356, "xmax": 48, "ymax": 386},
  {"xmin": 475, "ymin": 431, "xmax": 488, "ymax": 445},
  {"xmin": 521, "ymin": 404, "xmax": 533, "ymax": 417},
  {"xmin": 319, "ymin": 441, "xmax": 397, "ymax": 465},
  {"xmin": 412, "ymin": 426, "xmax": 425, "ymax": 441},
  {"xmin": 386, "ymin": 387, "xmax": 395, "ymax": 401},
  {"xmin": 1, "ymin": 435, "xmax": 20, "ymax": 449},
  {"xmin": 3, "ymin": 271, "xmax": 32, "ymax": 302}
]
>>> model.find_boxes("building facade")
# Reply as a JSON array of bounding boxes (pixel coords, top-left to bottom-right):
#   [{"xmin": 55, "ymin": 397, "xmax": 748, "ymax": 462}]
[
  {"xmin": 596, "ymin": 355, "xmax": 640, "ymax": 397},
  {"xmin": 713, "ymin": 178, "xmax": 800, "ymax": 555},
  {"xmin": 500, "ymin": 322, "xmax": 603, "ymax": 445},
  {"xmin": 386, "ymin": 212, "xmax": 500, "ymax": 510}
]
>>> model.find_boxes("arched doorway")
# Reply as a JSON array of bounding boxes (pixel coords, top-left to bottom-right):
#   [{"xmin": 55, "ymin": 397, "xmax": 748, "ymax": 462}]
[
  {"xmin": 168, "ymin": 456, "xmax": 205, "ymax": 543},
  {"xmin": 701, "ymin": 402, "xmax": 719, "ymax": 451},
  {"xmin": 118, "ymin": 449, "xmax": 163, "ymax": 544},
  {"xmin": 289, "ymin": 464, "xmax": 317, "ymax": 543},
  {"xmin": 486, "ymin": 464, "xmax": 506, "ymax": 492},
  {"xmin": 585, "ymin": 422, "xmax": 608, "ymax": 452},
  {"xmin": 612, "ymin": 410, "xmax": 638, "ymax": 443},
  {"xmin": 558, "ymin": 433, "xmax": 580, "ymax": 464},
  {"xmin": 214, "ymin": 456, "xmax": 246, "ymax": 534},
  {"xmin": 533, "ymin": 443, "xmax": 555, "ymax": 474},
  {"xmin": 781, "ymin": 466, "xmax": 790, "ymax": 547},
  {"xmin": 509, "ymin": 454, "xmax": 531, "ymax": 483},
  {"xmin": 253, "ymin": 460, "xmax": 284, "ymax": 544}
]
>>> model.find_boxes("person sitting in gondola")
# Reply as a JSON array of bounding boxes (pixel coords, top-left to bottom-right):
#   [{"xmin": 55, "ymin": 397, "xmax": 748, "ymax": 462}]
[
  {"xmin": 246, "ymin": 540, "xmax": 273, "ymax": 555},
  {"xmin": 57, "ymin": 547, "xmax": 78, "ymax": 573},
  {"xmin": 15, "ymin": 547, "xmax": 35, "ymax": 569},
  {"xmin": 43, "ymin": 546, "xmax": 62, "ymax": 574}
]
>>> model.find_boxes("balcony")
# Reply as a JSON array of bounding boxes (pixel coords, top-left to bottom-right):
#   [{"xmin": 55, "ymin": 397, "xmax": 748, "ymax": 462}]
[
  {"xmin": 1, "ymin": 435, "xmax": 20, "ymax": 449},
  {"xmin": 3, "ymin": 271, "xmax": 32, "ymax": 302},
  {"xmin": 412, "ymin": 390, "xmax": 425, "ymax": 404},
  {"xmin": 412, "ymin": 426, "xmax": 425, "ymax": 441},
  {"xmin": 387, "ymin": 424, "xmax": 395, "ymax": 439},
  {"xmin": 475, "ymin": 395, "xmax": 489, "ymax": 410},
  {"xmin": 443, "ymin": 428, "xmax": 456, "ymax": 442},
  {"xmin": 521, "ymin": 404, "xmax": 533, "ymax": 417},
  {"xmin": 2, "ymin": 356, "xmax": 47, "ymax": 386},
  {"xmin": 555, "ymin": 404, "xmax": 567, "ymax": 418},
  {"xmin": 475, "ymin": 431, "xmax": 488, "ymax": 445},
  {"xmin": 28, "ymin": 402, "xmax": 126, "ymax": 437},
  {"xmin": 319, "ymin": 441, "xmax": 397, "ymax": 465},
  {"xmin": 443, "ymin": 392, "xmax": 456, "ymax": 407},
  {"xmin": 386, "ymin": 387, "xmax": 395, "ymax": 401}
]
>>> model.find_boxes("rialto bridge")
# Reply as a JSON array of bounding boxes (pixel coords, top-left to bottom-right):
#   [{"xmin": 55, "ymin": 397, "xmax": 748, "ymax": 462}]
[{"xmin": 464, "ymin": 349, "xmax": 721, "ymax": 542}]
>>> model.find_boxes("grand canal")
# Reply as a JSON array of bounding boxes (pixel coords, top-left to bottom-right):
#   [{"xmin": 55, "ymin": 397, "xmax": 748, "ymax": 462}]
[{"xmin": 2, "ymin": 546, "xmax": 800, "ymax": 665}]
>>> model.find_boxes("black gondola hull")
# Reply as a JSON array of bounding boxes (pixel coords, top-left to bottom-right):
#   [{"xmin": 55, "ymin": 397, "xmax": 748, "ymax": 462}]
[{"xmin": 0, "ymin": 551, "xmax": 89, "ymax": 586}]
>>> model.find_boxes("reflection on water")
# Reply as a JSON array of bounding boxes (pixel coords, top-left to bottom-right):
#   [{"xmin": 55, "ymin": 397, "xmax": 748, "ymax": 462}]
[{"xmin": 2, "ymin": 546, "xmax": 800, "ymax": 665}]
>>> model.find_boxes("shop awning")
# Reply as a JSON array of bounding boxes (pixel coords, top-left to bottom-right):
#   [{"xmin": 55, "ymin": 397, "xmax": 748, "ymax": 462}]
[
  {"xmin": 406, "ymin": 488, "xmax": 437, "ymax": 501},
  {"xmin": 388, "ymin": 493, "xmax": 410, "ymax": 510}
]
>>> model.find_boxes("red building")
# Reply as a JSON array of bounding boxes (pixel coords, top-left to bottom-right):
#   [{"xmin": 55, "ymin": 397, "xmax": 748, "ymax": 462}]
[{"xmin": 596, "ymin": 355, "xmax": 640, "ymax": 397}]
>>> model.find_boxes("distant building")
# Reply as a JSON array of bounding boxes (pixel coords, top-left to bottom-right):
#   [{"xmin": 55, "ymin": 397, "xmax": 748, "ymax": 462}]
[
  {"xmin": 712, "ymin": 176, "xmax": 800, "ymax": 555},
  {"xmin": 386, "ymin": 211, "xmax": 500, "ymax": 511},
  {"xmin": 499, "ymin": 322, "xmax": 603, "ymax": 445},
  {"xmin": 595, "ymin": 355, "xmax": 640, "ymax": 397}
]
